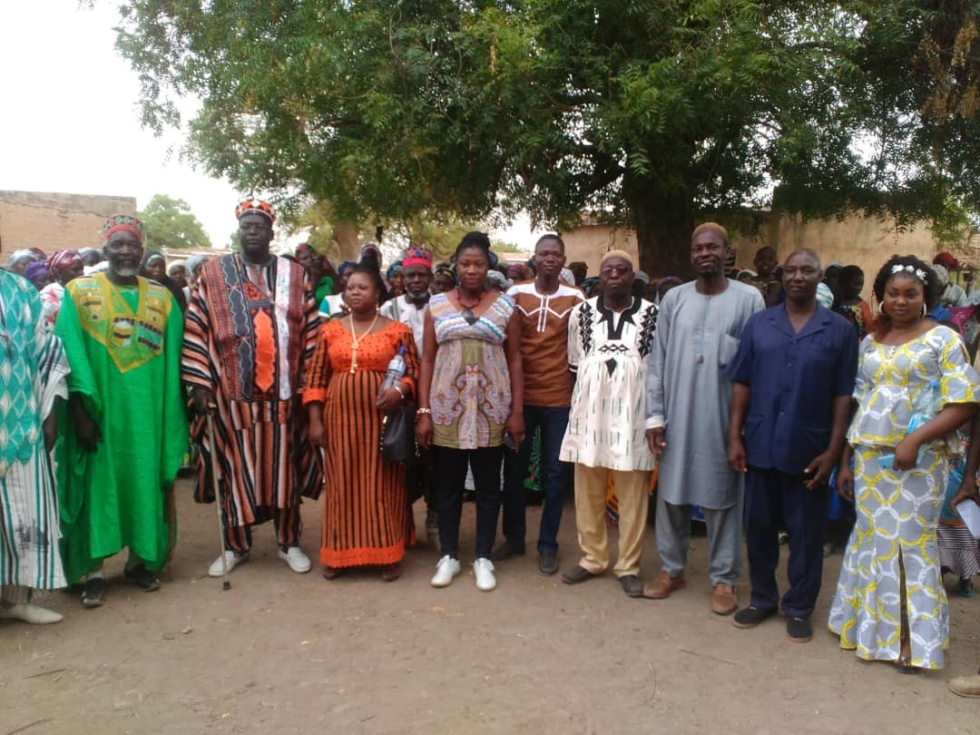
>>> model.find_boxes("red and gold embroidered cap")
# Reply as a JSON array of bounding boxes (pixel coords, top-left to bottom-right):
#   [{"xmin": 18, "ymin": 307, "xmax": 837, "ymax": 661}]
[
  {"xmin": 235, "ymin": 198, "xmax": 276, "ymax": 224},
  {"xmin": 401, "ymin": 246, "xmax": 433, "ymax": 270},
  {"xmin": 103, "ymin": 214, "xmax": 145, "ymax": 242}
]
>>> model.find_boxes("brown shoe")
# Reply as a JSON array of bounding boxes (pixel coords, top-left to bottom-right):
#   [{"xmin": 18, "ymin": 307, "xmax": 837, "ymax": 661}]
[
  {"xmin": 642, "ymin": 570, "xmax": 686, "ymax": 599},
  {"xmin": 711, "ymin": 583, "xmax": 737, "ymax": 615},
  {"xmin": 949, "ymin": 674, "xmax": 980, "ymax": 698}
]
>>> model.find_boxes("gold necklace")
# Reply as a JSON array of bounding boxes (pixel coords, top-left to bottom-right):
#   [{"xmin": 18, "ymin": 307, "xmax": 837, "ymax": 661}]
[{"xmin": 349, "ymin": 310, "xmax": 380, "ymax": 373}]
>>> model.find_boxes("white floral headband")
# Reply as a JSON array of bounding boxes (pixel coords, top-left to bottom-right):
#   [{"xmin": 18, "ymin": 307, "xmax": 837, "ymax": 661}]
[{"xmin": 891, "ymin": 264, "xmax": 928, "ymax": 282}]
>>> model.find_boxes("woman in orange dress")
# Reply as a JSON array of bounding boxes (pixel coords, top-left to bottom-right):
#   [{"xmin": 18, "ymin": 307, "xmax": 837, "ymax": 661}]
[{"xmin": 304, "ymin": 266, "xmax": 420, "ymax": 581}]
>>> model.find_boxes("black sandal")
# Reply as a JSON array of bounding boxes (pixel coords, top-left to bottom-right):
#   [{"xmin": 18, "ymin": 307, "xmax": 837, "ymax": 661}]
[
  {"xmin": 81, "ymin": 577, "xmax": 106, "ymax": 608},
  {"xmin": 124, "ymin": 564, "xmax": 160, "ymax": 592}
]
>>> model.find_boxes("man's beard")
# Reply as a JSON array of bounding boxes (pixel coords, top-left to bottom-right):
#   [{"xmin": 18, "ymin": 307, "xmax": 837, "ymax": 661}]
[{"xmin": 113, "ymin": 266, "xmax": 139, "ymax": 278}]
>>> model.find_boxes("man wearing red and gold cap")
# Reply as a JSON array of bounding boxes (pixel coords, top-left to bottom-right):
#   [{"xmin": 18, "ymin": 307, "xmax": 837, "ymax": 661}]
[
  {"xmin": 380, "ymin": 245, "xmax": 438, "ymax": 539},
  {"xmin": 56, "ymin": 215, "xmax": 187, "ymax": 607},
  {"xmin": 182, "ymin": 200, "xmax": 323, "ymax": 577}
]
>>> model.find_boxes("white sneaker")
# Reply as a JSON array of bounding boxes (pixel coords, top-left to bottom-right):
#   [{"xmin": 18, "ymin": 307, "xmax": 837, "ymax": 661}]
[
  {"xmin": 278, "ymin": 547, "xmax": 311, "ymax": 574},
  {"xmin": 473, "ymin": 558, "xmax": 496, "ymax": 592},
  {"xmin": 0, "ymin": 603, "xmax": 63, "ymax": 625},
  {"xmin": 430, "ymin": 555, "xmax": 461, "ymax": 588},
  {"xmin": 208, "ymin": 551, "xmax": 248, "ymax": 577}
]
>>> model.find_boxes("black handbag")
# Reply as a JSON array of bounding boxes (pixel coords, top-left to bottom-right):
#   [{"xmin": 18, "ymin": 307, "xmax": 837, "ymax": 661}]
[{"xmin": 380, "ymin": 403, "xmax": 417, "ymax": 463}]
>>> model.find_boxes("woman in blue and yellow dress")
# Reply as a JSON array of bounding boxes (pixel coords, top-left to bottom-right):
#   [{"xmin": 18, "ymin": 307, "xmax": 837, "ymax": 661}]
[{"xmin": 829, "ymin": 255, "xmax": 980, "ymax": 671}]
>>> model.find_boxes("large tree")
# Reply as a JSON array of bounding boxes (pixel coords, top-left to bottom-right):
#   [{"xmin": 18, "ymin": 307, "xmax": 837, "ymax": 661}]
[
  {"xmin": 116, "ymin": 1, "xmax": 980, "ymax": 274},
  {"xmin": 138, "ymin": 194, "xmax": 212, "ymax": 251}
]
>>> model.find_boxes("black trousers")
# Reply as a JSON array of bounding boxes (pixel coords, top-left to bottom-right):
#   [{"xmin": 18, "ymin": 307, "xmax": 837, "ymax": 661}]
[
  {"xmin": 745, "ymin": 467, "xmax": 829, "ymax": 619},
  {"xmin": 434, "ymin": 446, "xmax": 504, "ymax": 559}
]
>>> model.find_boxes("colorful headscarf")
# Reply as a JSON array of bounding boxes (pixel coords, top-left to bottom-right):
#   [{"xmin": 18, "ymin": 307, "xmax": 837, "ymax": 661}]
[
  {"xmin": 103, "ymin": 214, "xmax": 144, "ymax": 242},
  {"xmin": 24, "ymin": 261, "xmax": 51, "ymax": 282},
  {"xmin": 235, "ymin": 199, "xmax": 275, "ymax": 223},
  {"xmin": 386, "ymin": 262, "xmax": 404, "ymax": 279},
  {"xmin": 401, "ymin": 246, "xmax": 433, "ymax": 270},
  {"xmin": 933, "ymin": 252, "xmax": 960, "ymax": 271},
  {"xmin": 48, "ymin": 249, "xmax": 83, "ymax": 277},
  {"xmin": 295, "ymin": 243, "xmax": 314, "ymax": 258},
  {"xmin": 816, "ymin": 282, "xmax": 835, "ymax": 308},
  {"xmin": 140, "ymin": 250, "xmax": 167, "ymax": 274},
  {"xmin": 506, "ymin": 263, "xmax": 527, "ymax": 281},
  {"xmin": 486, "ymin": 271, "xmax": 512, "ymax": 290},
  {"xmin": 7, "ymin": 249, "xmax": 38, "ymax": 267}
]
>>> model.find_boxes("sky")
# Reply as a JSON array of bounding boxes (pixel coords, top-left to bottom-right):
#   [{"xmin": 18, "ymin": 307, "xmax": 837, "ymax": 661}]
[{"xmin": 0, "ymin": 2, "xmax": 530, "ymax": 253}]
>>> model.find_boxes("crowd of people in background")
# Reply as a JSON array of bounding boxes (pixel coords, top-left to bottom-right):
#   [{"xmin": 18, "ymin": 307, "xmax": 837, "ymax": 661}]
[{"xmin": 4, "ymin": 203, "xmax": 980, "ymax": 696}]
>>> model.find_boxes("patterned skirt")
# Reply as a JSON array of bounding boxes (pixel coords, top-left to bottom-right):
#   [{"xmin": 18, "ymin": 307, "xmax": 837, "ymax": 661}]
[
  {"xmin": 828, "ymin": 445, "xmax": 949, "ymax": 669},
  {"xmin": 938, "ymin": 524, "xmax": 980, "ymax": 578}
]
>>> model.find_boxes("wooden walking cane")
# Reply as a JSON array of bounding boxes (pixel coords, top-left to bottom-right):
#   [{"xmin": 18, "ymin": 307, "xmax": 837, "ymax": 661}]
[
  {"xmin": 164, "ymin": 486, "xmax": 177, "ymax": 582},
  {"xmin": 207, "ymin": 413, "xmax": 231, "ymax": 591}
]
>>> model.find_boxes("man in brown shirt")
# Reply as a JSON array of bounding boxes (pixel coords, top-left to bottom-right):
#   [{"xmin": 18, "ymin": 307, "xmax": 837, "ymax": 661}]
[{"xmin": 493, "ymin": 234, "xmax": 584, "ymax": 574}]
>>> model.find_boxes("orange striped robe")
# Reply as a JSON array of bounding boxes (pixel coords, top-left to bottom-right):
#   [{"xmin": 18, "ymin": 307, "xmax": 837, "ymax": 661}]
[
  {"xmin": 181, "ymin": 255, "xmax": 323, "ymax": 532},
  {"xmin": 303, "ymin": 320, "xmax": 419, "ymax": 567}
]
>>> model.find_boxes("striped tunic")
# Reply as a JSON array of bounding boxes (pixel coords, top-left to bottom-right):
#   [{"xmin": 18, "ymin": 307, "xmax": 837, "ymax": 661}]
[
  {"xmin": 0, "ymin": 270, "xmax": 69, "ymax": 592},
  {"xmin": 181, "ymin": 255, "xmax": 323, "ymax": 532},
  {"xmin": 303, "ymin": 320, "xmax": 419, "ymax": 567}
]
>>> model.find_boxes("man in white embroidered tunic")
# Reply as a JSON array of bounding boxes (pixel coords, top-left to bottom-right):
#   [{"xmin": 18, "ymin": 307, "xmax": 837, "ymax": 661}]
[{"xmin": 559, "ymin": 250, "xmax": 657, "ymax": 598}]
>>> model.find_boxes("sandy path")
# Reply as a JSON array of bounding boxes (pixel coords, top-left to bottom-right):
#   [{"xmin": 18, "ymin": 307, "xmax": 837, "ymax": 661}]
[{"xmin": 2, "ymin": 482, "xmax": 978, "ymax": 734}]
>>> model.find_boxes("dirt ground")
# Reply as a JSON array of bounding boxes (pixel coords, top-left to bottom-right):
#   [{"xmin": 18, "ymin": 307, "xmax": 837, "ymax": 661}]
[{"xmin": 2, "ymin": 482, "xmax": 979, "ymax": 735}]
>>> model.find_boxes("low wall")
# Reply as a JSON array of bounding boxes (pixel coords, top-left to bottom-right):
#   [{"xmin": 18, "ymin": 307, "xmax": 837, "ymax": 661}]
[
  {"xmin": 561, "ymin": 212, "xmax": 939, "ymax": 301},
  {"xmin": 0, "ymin": 190, "xmax": 137, "ymax": 257}
]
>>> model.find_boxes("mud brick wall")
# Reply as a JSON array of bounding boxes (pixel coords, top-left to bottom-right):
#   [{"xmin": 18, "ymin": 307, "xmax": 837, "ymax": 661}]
[{"xmin": 0, "ymin": 190, "xmax": 137, "ymax": 257}]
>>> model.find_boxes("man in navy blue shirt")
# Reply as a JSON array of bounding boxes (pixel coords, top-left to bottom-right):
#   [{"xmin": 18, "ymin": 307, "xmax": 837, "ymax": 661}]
[{"xmin": 726, "ymin": 248, "xmax": 858, "ymax": 643}]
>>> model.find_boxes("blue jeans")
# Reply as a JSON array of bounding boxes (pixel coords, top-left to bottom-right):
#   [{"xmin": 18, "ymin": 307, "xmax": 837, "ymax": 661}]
[{"xmin": 500, "ymin": 405, "xmax": 571, "ymax": 553}]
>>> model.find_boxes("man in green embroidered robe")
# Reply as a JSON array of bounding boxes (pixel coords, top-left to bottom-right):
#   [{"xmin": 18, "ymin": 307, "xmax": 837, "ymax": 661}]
[{"xmin": 56, "ymin": 214, "xmax": 187, "ymax": 607}]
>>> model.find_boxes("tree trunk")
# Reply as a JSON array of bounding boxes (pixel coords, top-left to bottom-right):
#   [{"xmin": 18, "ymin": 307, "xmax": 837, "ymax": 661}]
[
  {"xmin": 630, "ymin": 191, "xmax": 695, "ymax": 279},
  {"xmin": 332, "ymin": 219, "xmax": 361, "ymax": 262}
]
